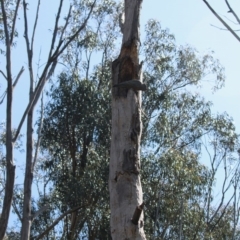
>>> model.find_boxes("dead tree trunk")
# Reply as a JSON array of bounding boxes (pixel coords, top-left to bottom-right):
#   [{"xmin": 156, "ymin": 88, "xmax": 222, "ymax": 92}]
[
  {"xmin": 109, "ymin": 0, "xmax": 146, "ymax": 239},
  {"xmin": 0, "ymin": 1, "xmax": 16, "ymax": 239}
]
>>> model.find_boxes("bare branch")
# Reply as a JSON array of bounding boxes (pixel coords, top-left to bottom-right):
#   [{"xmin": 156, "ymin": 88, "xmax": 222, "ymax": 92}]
[
  {"xmin": 10, "ymin": 0, "xmax": 21, "ymax": 45},
  {"xmin": 34, "ymin": 205, "xmax": 85, "ymax": 240},
  {"xmin": 0, "ymin": 91, "xmax": 6, "ymax": 105},
  {"xmin": 13, "ymin": 1, "xmax": 96, "ymax": 142},
  {"xmin": 225, "ymin": 0, "xmax": 240, "ymax": 25},
  {"xmin": 59, "ymin": 5, "xmax": 72, "ymax": 43},
  {"xmin": 13, "ymin": 66, "xmax": 25, "ymax": 88},
  {"xmin": 23, "ymin": 0, "xmax": 34, "ymax": 88},
  {"xmin": 32, "ymin": 93, "xmax": 44, "ymax": 170},
  {"xmin": 202, "ymin": 0, "xmax": 240, "ymax": 42},
  {"xmin": 0, "ymin": 70, "xmax": 7, "ymax": 81},
  {"xmin": 31, "ymin": 203, "xmax": 50, "ymax": 221},
  {"xmin": 209, "ymin": 192, "xmax": 235, "ymax": 232},
  {"xmin": 210, "ymin": 24, "xmax": 240, "ymax": 32},
  {"xmin": 31, "ymin": 0, "xmax": 41, "ymax": 51},
  {"xmin": 208, "ymin": 157, "xmax": 233, "ymax": 224},
  {"xmin": 53, "ymin": 0, "xmax": 97, "ymax": 60},
  {"xmin": 48, "ymin": 0, "xmax": 64, "ymax": 59},
  {"xmin": 23, "ymin": 0, "xmax": 31, "ymax": 58},
  {"xmin": 224, "ymin": 15, "xmax": 239, "ymax": 26},
  {"xmin": 0, "ymin": 67, "xmax": 24, "ymax": 105}
]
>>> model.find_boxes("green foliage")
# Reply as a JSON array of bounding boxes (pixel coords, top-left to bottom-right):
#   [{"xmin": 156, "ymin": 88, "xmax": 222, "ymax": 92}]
[{"xmin": 32, "ymin": 67, "xmax": 111, "ymax": 238}]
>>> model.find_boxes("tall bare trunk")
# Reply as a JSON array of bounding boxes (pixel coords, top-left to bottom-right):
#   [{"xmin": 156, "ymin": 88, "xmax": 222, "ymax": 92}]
[
  {"xmin": 0, "ymin": 66, "xmax": 15, "ymax": 240},
  {"xmin": 109, "ymin": 0, "xmax": 146, "ymax": 239},
  {"xmin": 0, "ymin": 1, "xmax": 15, "ymax": 238},
  {"xmin": 21, "ymin": 107, "xmax": 34, "ymax": 240}
]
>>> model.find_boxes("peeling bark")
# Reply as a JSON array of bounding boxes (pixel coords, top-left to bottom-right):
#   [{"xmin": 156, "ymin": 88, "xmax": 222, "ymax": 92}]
[{"xmin": 109, "ymin": 0, "xmax": 146, "ymax": 239}]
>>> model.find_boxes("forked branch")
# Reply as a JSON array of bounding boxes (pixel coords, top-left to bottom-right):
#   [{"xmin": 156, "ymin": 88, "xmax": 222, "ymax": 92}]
[{"xmin": 202, "ymin": 0, "xmax": 240, "ymax": 42}]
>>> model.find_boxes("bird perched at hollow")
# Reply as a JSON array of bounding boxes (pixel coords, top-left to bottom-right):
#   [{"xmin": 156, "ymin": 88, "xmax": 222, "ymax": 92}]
[{"xmin": 113, "ymin": 80, "xmax": 147, "ymax": 91}]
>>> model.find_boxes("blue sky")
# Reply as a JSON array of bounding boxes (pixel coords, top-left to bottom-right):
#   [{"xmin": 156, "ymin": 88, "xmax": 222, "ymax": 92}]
[
  {"xmin": 141, "ymin": 0, "xmax": 240, "ymax": 131},
  {"xmin": 1, "ymin": 0, "xmax": 239, "ymax": 130}
]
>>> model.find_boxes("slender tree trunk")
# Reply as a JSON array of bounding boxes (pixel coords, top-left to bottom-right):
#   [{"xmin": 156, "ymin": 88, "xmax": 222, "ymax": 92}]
[
  {"xmin": 109, "ymin": 0, "xmax": 146, "ymax": 239},
  {"xmin": 21, "ymin": 107, "xmax": 34, "ymax": 240},
  {"xmin": 0, "ymin": 1, "xmax": 15, "ymax": 238},
  {"xmin": 0, "ymin": 65, "xmax": 15, "ymax": 240}
]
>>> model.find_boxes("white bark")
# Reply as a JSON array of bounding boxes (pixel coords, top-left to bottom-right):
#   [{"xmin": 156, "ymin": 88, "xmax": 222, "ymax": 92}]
[{"xmin": 109, "ymin": 0, "xmax": 146, "ymax": 239}]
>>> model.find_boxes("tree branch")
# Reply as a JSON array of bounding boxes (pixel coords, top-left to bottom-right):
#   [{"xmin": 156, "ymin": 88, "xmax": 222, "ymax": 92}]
[
  {"xmin": 0, "ymin": 67, "xmax": 24, "ymax": 105},
  {"xmin": 13, "ymin": 66, "xmax": 25, "ymax": 88},
  {"xmin": 31, "ymin": 0, "xmax": 41, "ymax": 52},
  {"xmin": 225, "ymin": 0, "xmax": 240, "ymax": 25},
  {"xmin": 210, "ymin": 24, "xmax": 240, "ymax": 32},
  {"xmin": 0, "ymin": 70, "xmax": 7, "ymax": 81},
  {"xmin": 12, "ymin": 0, "xmax": 96, "ymax": 142},
  {"xmin": 34, "ymin": 205, "xmax": 85, "ymax": 240},
  {"xmin": 10, "ymin": 0, "xmax": 21, "ymax": 45},
  {"xmin": 32, "ymin": 93, "xmax": 44, "ymax": 170},
  {"xmin": 202, "ymin": 0, "xmax": 240, "ymax": 42},
  {"xmin": 52, "ymin": 0, "xmax": 97, "ymax": 60}
]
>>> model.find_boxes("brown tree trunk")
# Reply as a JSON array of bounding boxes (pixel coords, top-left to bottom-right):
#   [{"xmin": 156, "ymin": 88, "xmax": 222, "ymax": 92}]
[
  {"xmin": 0, "ymin": 65, "xmax": 15, "ymax": 240},
  {"xmin": 21, "ymin": 107, "xmax": 34, "ymax": 240},
  {"xmin": 109, "ymin": 0, "xmax": 146, "ymax": 239},
  {"xmin": 0, "ymin": 1, "xmax": 15, "ymax": 238}
]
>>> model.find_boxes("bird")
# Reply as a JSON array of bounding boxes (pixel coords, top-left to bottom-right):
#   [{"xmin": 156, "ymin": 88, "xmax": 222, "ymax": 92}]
[{"xmin": 113, "ymin": 80, "xmax": 147, "ymax": 91}]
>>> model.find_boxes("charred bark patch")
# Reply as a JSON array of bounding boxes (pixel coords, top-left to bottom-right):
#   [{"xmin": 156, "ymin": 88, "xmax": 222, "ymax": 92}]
[
  {"xmin": 130, "ymin": 111, "xmax": 141, "ymax": 144},
  {"xmin": 122, "ymin": 148, "xmax": 140, "ymax": 174},
  {"xmin": 112, "ymin": 39, "xmax": 140, "ymax": 98}
]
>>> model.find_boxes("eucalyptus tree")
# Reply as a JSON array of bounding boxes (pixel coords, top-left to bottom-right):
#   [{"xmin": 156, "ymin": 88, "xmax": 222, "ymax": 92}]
[
  {"xmin": 33, "ymin": 72, "xmax": 112, "ymax": 239},
  {"xmin": 140, "ymin": 19, "xmax": 240, "ymax": 239}
]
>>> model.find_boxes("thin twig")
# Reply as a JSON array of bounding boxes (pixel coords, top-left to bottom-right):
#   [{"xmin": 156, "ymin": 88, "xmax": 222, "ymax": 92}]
[
  {"xmin": 48, "ymin": 0, "xmax": 64, "ymax": 59},
  {"xmin": 0, "ymin": 92, "xmax": 6, "ymax": 105},
  {"xmin": 0, "ymin": 67, "xmax": 24, "ymax": 104},
  {"xmin": 210, "ymin": 24, "xmax": 240, "ymax": 32},
  {"xmin": 0, "ymin": 70, "xmax": 7, "ymax": 80},
  {"xmin": 13, "ymin": 66, "xmax": 24, "ymax": 88}
]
